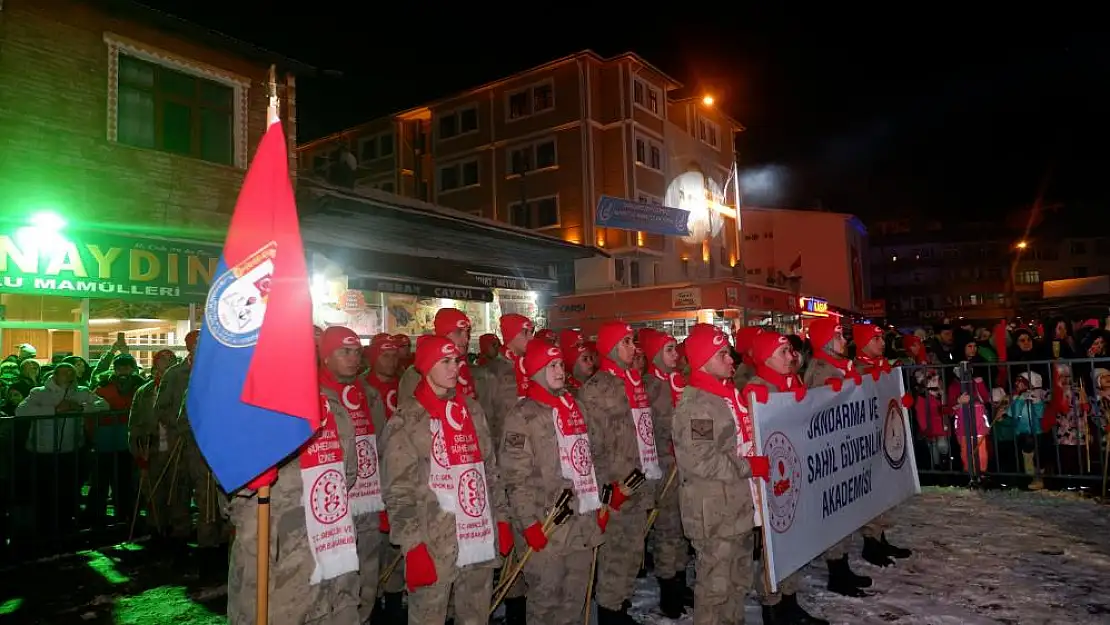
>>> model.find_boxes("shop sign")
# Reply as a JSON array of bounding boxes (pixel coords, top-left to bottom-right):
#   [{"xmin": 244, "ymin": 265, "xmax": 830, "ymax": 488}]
[
  {"xmin": 0, "ymin": 229, "xmax": 220, "ymax": 302},
  {"xmin": 799, "ymin": 296, "xmax": 829, "ymax": 316},
  {"xmin": 469, "ymin": 273, "xmax": 554, "ymax": 292},
  {"xmin": 862, "ymin": 299, "xmax": 886, "ymax": 318},
  {"xmin": 671, "ymin": 287, "xmax": 702, "ymax": 311},
  {"xmin": 595, "ymin": 195, "xmax": 691, "ymax": 236},
  {"xmin": 369, "ymin": 278, "xmax": 494, "ymax": 303},
  {"xmin": 557, "ymin": 303, "xmax": 586, "ymax": 314}
]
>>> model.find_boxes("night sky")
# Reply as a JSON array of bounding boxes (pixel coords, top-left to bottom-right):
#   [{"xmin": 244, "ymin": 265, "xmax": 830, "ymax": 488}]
[{"xmin": 141, "ymin": 3, "xmax": 1108, "ymax": 223}]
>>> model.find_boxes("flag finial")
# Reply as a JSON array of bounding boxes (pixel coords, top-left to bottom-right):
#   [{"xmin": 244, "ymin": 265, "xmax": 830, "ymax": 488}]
[{"xmin": 266, "ymin": 65, "xmax": 279, "ymax": 127}]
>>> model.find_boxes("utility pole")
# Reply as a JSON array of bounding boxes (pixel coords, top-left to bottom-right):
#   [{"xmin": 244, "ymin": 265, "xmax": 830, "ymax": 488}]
[{"xmin": 732, "ymin": 159, "xmax": 749, "ymax": 327}]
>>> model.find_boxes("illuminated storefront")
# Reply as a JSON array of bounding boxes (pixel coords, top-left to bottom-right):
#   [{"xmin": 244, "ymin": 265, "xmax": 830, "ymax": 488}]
[
  {"xmin": 0, "ymin": 213, "xmax": 220, "ymax": 367},
  {"xmin": 549, "ymin": 279, "xmax": 807, "ymax": 340}
]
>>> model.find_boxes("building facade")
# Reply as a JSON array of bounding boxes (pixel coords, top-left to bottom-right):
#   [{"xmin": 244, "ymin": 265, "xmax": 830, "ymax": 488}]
[
  {"xmin": 297, "ymin": 51, "xmax": 745, "ymax": 293},
  {"xmin": 0, "ymin": 0, "xmax": 303, "ymax": 365},
  {"xmin": 869, "ymin": 213, "xmax": 1110, "ymax": 326}
]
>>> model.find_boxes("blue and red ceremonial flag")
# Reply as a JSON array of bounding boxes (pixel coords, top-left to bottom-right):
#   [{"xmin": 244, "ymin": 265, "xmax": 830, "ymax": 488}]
[{"xmin": 186, "ymin": 121, "xmax": 320, "ymax": 492}]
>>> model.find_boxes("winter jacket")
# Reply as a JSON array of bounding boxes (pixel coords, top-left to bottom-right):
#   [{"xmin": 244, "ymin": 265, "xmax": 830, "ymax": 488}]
[{"xmin": 16, "ymin": 378, "xmax": 108, "ymax": 453}]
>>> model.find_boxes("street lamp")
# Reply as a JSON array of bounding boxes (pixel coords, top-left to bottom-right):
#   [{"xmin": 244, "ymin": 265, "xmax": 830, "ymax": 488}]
[
  {"xmin": 702, "ymin": 95, "xmax": 714, "ymax": 107},
  {"xmin": 1016, "ymin": 240, "xmax": 1028, "ymax": 250}
]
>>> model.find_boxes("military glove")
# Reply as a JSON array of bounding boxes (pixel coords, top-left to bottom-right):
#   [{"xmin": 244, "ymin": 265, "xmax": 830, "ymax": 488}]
[
  {"xmin": 825, "ymin": 377, "xmax": 844, "ymax": 393},
  {"xmin": 405, "ymin": 543, "xmax": 437, "ymax": 591},
  {"xmin": 497, "ymin": 521, "xmax": 514, "ymax": 556},
  {"xmin": 607, "ymin": 482, "xmax": 630, "ymax": 511},
  {"xmin": 748, "ymin": 455, "xmax": 771, "ymax": 481},
  {"xmin": 792, "ymin": 384, "xmax": 806, "ymax": 402},
  {"xmin": 378, "ymin": 511, "xmax": 391, "ymax": 534},
  {"xmin": 847, "ymin": 370, "xmax": 863, "ymax": 386},
  {"xmin": 744, "ymin": 383, "xmax": 770, "ymax": 404},
  {"xmin": 522, "ymin": 522, "xmax": 548, "ymax": 552},
  {"xmin": 596, "ymin": 507, "xmax": 610, "ymax": 533},
  {"xmin": 901, "ymin": 393, "xmax": 915, "ymax": 409}
]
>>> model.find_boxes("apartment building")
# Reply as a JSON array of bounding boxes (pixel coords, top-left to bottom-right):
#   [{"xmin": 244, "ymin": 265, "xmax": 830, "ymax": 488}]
[{"xmin": 297, "ymin": 50, "xmax": 744, "ymax": 291}]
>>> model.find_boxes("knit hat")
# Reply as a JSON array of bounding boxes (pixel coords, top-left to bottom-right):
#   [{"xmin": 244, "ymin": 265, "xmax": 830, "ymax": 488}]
[
  {"xmin": 415, "ymin": 336, "xmax": 460, "ymax": 374},
  {"xmin": 319, "ymin": 326, "xmax": 361, "ymax": 360},
  {"xmin": 733, "ymin": 326, "xmax": 763, "ymax": 355},
  {"xmin": 558, "ymin": 329, "xmax": 586, "ymax": 365},
  {"xmin": 807, "ymin": 318, "xmax": 842, "ymax": 351},
  {"xmin": 597, "ymin": 321, "xmax": 634, "ymax": 359},
  {"xmin": 852, "ymin": 323, "xmax": 883, "ymax": 345},
  {"xmin": 523, "ymin": 339, "xmax": 562, "ymax": 378},
  {"xmin": 478, "ymin": 333, "xmax": 500, "ymax": 354},
  {"xmin": 752, "ymin": 331, "xmax": 789, "ymax": 365},
  {"xmin": 433, "ymin": 308, "xmax": 471, "ymax": 336},
  {"xmin": 391, "ymin": 334, "xmax": 411, "ymax": 349},
  {"xmin": 364, "ymin": 334, "xmax": 398, "ymax": 366},
  {"xmin": 534, "ymin": 328, "xmax": 556, "ymax": 345},
  {"xmin": 640, "ymin": 329, "xmax": 675, "ymax": 363},
  {"xmin": 684, "ymin": 323, "xmax": 727, "ymax": 371},
  {"xmin": 500, "ymin": 314, "xmax": 534, "ymax": 343}
]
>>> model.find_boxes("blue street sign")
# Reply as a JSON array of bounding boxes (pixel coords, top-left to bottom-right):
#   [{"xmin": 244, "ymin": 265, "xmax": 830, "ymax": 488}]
[{"xmin": 595, "ymin": 195, "xmax": 690, "ymax": 236}]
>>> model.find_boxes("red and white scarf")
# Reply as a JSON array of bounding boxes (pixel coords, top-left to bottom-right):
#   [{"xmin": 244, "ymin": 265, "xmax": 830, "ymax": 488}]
[
  {"xmin": 365, "ymin": 372, "xmax": 400, "ymax": 421},
  {"xmin": 415, "ymin": 379, "xmax": 496, "ymax": 567},
  {"xmin": 320, "ymin": 369, "xmax": 383, "ymax": 517},
  {"xmin": 649, "ymin": 364, "xmax": 686, "ymax": 408},
  {"xmin": 600, "ymin": 359, "xmax": 662, "ymax": 480},
  {"xmin": 688, "ymin": 369, "xmax": 761, "ymax": 525},
  {"xmin": 299, "ymin": 391, "xmax": 359, "ymax": 583},
  {"xmin": 501, "ymin": 346, "xmax": 529, "ymax": 397},
  {"xmin": 456, "ymin": 360, "xmax": 478, "ymax": 400},
  {"xmin": 527, "ymin": 383, "xmax": 601, "ymax": 513}
]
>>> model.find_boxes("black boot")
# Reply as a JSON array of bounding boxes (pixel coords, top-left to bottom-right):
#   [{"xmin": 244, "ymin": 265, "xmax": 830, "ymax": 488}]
[
  {"xmin": 678, "ymin": 569, "xmax": 694, "ymax": 608},
  {"xmin": 377, "ymin": 591, "xmax": 404, "ymax": 625},
  {"xmin": 881, "ymin": 532, "xmax": 912, "ymax": 559},
  {"xmin": 780, "ymin": 593, "xmax": 829, "ymax": 625},
  {"xmin": 504, "ymin": 596, "xmax": 527, "ymax": 625},
  {"xmin": 597, "ymin": 604, "xmax": 637, "ymax": 625},
  {"xmin": 656, "ymin": 576, "xmax": 685, "ymax": 619},
  {"xmin": 862, "ymin": 536, "xmax": 895, "ymax": 567},
  {"xmin": 762, "ymin": 603, "xmax": 785, "ymax": 625},
  {"xmin": 826, "ymin": 555, "xmax": 871, "ymax": 597}
]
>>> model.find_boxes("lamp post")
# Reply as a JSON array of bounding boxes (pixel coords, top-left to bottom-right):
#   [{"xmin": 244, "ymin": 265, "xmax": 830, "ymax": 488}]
[{"xmin": 732, "ymin": 159, "xmax": 748, "ymax": 327}]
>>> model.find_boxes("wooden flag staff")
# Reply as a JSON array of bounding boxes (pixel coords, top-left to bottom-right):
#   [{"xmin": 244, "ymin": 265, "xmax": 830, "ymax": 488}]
[{"xmin": 255, "ymin": 63, "xmax": 280, "ymax": 625}]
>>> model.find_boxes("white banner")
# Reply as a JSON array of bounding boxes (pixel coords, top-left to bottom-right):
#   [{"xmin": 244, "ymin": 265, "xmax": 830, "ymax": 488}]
[{"xmin": 751, "ymin": 371, "xmax": 920, "ymax": 590}]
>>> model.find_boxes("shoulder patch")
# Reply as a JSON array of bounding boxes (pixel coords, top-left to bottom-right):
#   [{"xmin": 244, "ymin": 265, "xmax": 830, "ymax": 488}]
[
  {"xmin": 690, "ymin": 418, "xmax": 714, "ymax": 441},
  {"xmin": 505, "ymin": 431, "xmax": 527, "ymax": 449}
]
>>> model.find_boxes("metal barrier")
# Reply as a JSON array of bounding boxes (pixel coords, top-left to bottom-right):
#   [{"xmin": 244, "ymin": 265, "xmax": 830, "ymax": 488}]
[
  {"xmin": 0, "ymin": 409, "xmax": 176, "ymax": 564},
  {"xmin": 899, "ymin": 358, "xmax": 1110, "ymax": 494}
]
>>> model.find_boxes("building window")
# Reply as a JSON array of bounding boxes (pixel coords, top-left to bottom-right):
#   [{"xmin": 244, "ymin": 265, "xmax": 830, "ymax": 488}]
[
  {"xmin": 508, "ymin": 196, "xmax": 559, "ymax": 229},
  {"xmin": 507, "ymin": 139, "xmax": 557, "ymax": 175},
  {"xmin": 635, "ymin": 136, "xmax": 662, "ymax": 171},
  {"xmin": 1016, "ymin": 270, "xmax": 1040, "ymax": 284},
  {"xmin": 633, "ymin": 79, "xmax": 661, "ymax": 115},
  {"xmin": 507, "ymin": 81, "xmax": 555, "ymax": 121},
  {"xmin": 358, "ymin": 132, "xmax": 394, "ymax": 162},
  {"xmin": 1074, "ymin": 266, "xmax": 1089, "ymax": 278},
  {"xmin": 115, "ymin": 53, "xmax": 234, "ymax": 165},
  {"xmin": 437, "ymin": 105, "xmax": 479, "ymax": 140},
  {"xmin": 1071, "ymin": 241, "xmax": 1088, "ymax": 255},
  {"xmin": 438, "ymin": 158, "xmax": 480, "ymax": 192},
  {"xmin": 697, "ymin": 117, "xmax": 720, "ymax": 149},
  {"xmin": 629, "ymin": 260, "xmax": 642, "ymax": 287}
]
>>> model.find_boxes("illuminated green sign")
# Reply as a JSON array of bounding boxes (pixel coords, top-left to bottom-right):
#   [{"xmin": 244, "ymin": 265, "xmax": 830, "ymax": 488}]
[{"xmin": 0, "ymin": 227, "xmax": 221, "ymax": 302}]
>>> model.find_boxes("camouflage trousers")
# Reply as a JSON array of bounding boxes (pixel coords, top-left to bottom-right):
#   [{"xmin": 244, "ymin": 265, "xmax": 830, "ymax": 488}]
[
  {"xmin": 649, "ymin": 485, "xmax": 689, "ymax": 578},
  {"xmin": 227, "ymin": 516, "xmax": 360, "ymax": 625},
  {"xmin": 754, "ymin": 529, "xmax": 799, "ymax": 606},
  {"xmin": 380, "ymin": 541, "xmax": 405, "ymax": 594},
  {"xmin": 522, "ymin": 546, "xmax": 593, "ymax": 625},
  {"xmin": 690, "ymin": 534, "xmax": 753, "ymax": 625},
  {"xmin": 354, "ymin": 515, "xmax": 384, "ymax": 622},
  {"xmin": 408, "ymin": 565, "xmax": 493, "ymax": 625},
  {"xmin": 595, "ymin": 499, "xmax": 649, "ymax": 611},
  {"xmin": 181, "ymin": 440, "xmax": 227, "ymax": 547}
]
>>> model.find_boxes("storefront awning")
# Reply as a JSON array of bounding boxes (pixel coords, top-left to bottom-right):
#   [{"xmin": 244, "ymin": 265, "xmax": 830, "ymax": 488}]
[{"xmin": 298, "ymin": 183, "xmax": 605, "ymax": 269}]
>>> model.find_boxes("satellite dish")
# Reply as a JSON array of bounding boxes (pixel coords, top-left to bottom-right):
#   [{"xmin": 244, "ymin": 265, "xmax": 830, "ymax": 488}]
[{"xmin": 665, "ymin": 170, "xmax": 726, "ymax": 244}]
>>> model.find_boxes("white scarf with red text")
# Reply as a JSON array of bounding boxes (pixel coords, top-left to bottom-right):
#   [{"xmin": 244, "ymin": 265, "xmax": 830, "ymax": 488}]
[{"xmin": 300, "ymin": 395, "xmax": 359, "ymax": 583}]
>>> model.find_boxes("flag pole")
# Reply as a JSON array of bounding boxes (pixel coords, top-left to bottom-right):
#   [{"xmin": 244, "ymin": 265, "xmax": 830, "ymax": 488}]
[{"xmin": 255, "ymin": 63, "xmax": 280, "ymax": 625}]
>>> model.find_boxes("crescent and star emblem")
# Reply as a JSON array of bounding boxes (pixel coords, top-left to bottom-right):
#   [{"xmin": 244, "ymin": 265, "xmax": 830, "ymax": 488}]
[
  {"xmin": 386, "ymin": 389, "xmax": 398, "ymax": 412},
  {"xmin": 445, "ymin": 400, "xmax": 464, "ymax": 431},
  {"xmin": 341, "ymin": 385, "xmax": 359, "ymax": 411}
]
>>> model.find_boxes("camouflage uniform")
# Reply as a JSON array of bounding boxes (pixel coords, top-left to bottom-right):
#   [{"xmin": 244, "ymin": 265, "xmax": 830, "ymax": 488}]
[
  {"xmin": 499, "ymin": 396, "xmax": 604, "ymax": 625},
  {"xmin": 732, "ymin": 362, "xmax": 756, "ymax": 390},
  {"xmin": 672, "ymin": 385, "xmax": 757, "ymax": 625},
  {"xmin": 398, "ymin": 365, "xmax": 420, "ymax": 401},
  {"xmin": 380, "ymin": 392, "xmax": 510, "ymax": 625},
  {"xmin": 128, "ymin": 379, "xmax": 189, "ymax": 537},
  {"xmin": 577, "ymin": 369, "xmax": 658, "ymax": 614},
  {"xmin": 644, "ymin": 374, "xmax": 688, "ymax": 579},
  {"xmin": 154, "ymin": 361, "xmax": 226, "ymax": 547},
  {"xmin": 226, "ymin": 388, "xmax": 361, "ymax": 625},
  {"xmin": 319, "ymin": 380, "xmax": 388, "ymax": 623}
]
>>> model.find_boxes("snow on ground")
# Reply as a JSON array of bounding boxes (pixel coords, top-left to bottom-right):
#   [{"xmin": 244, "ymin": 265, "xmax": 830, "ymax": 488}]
[
  {"xmin": 3, "ymin": 487, "xmax": 1108, "ymax": 624},
  {"xmin": 626, "ymin": 487, "xmax": 1110, "ymax": 625}
]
